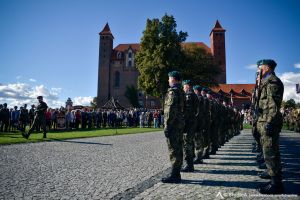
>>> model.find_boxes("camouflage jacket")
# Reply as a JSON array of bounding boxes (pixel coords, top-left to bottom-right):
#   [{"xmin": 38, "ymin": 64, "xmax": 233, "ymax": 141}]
[
  {"xmin": 184, "ymin": 90, "xmax": 199, "ymax": 125},
  {"xmin": 258, "ymin": 72, "xmax": 284, "ymax": 125},
  {"xmin": 164, "ymin": 84, "xmax": 185, "ymax": 132}
]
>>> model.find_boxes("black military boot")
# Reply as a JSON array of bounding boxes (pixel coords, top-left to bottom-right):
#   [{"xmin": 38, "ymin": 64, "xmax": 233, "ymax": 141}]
[
  {"xmin": 193, "ymin": 155, "xmax": 203, "ymax": 164},
  {"xmin": 257, "ymin": 157, "xmax": 265, "ymax": 164},
  {"xmin": 258, "ymin": 171, "xmax": 271, "ymax": 179},
  {"xmin": 258, "ymin": 162, "xmax": 267, "ymax": 169},
  {"xmin": 162, "ymin": 168, "xmax": 181, "ymax": 183},
  {"xmin": 258, "ymin": 176, "xmax": 284, "ymax": 194},
  {"xmin": 22, "ymin": 132, "xmax": 29, "ymax": 139},
  {"xmin": 202, "ymin": 153, "xmax": 210, "ymax": 159},
  {"xmin": 43, "ymin": 133, "xmax": 47, "ymax": 139},
  {"xmin": 181, "ymin": 160, "xmax": 194, "ymax": 172}
]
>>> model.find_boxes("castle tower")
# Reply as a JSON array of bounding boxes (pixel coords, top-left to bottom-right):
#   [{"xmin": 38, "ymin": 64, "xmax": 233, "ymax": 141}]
[
  {"xmin": 210, "ymin": 20, "xmax": 226, "ymax": 84},
  {"xmin": 97, "ymin": 23, "xmax": 114, "ymax": 106}
]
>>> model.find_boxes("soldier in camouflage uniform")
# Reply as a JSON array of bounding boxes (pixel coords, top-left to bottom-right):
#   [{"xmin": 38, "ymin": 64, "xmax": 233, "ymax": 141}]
[
  {"xmin": 22, "ymin": 96, "xmax": 48, "ymax": 139},
  {"xmin": 193, "ymin": 85, "xmax": 205, "ymax": 164},
  {"xmin": 162, "ymin": 71, "xmax": 185, "ymax": 183},
  {"xmin": 256, "ymin": 59, "xmax": 284, "ymax": 194},
  {"xmin": 181, "ymin": 80, "xmax": 199, "ymax": 172},
  {"xmin": 201, "ymin": 87, "xmax": 211, "ymax": 159},
  {"xmin": 207, "ymin": 91, "xmax": 219, "ymax": 155}
]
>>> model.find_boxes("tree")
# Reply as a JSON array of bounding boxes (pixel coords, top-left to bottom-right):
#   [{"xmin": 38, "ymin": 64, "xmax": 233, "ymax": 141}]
[
  {"xmin": 135, "ymin": 14, "xmax": 188, "ymax": 98},
  {"xmin": 285, "ymin": 98, "xmax": 296, "ymax": 108},
  {"xmin": 90, "ymin": 97, "xmax": 98, "ymax": 109},
  {"xmin": 124, "ymin": 85, "xmax": 141, "ymax": 108},
  {"xmin": 181, "ymin": 44, "xmax": 221, "ymax": 87}
]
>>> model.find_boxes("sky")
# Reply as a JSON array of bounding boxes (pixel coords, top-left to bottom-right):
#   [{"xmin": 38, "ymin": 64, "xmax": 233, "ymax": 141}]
[{"xmin": 1, "ymin": 0, "xmax": 300, "ymax": 108}]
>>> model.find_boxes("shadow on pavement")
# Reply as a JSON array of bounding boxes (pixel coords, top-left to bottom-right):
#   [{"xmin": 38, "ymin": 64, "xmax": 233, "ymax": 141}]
[
  {"xmin": 181, "ymin": 179, "xmax": 260, "ymax": 189},
  {"xmin": 193, "ymin": 169, "xmax": 258, "ymax": 176},
  {"xmin": 279, "ymin": 134, "xmax": 300, "ymax": 195},
  {"xmin": 49, "ymin": 139, "xmax": 112, "ymax": 146}
]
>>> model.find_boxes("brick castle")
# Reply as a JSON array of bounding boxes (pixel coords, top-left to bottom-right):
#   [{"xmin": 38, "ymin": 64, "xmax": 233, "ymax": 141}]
[{"xmin": 97, "ymin": 20, "xmax": 254, "ymax": 109}]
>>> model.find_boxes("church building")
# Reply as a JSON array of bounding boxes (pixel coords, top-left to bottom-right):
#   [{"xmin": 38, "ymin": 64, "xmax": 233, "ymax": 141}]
[{"xmin": 97, "ymin": 21, "xmax": 254, "ymax": 109}]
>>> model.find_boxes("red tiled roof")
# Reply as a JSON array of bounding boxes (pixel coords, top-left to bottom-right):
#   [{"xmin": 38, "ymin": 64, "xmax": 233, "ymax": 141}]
[
  {"xmin": 181, "ymin": 42, "xmax": 211, "ymax": 54},
  {"xmin": 211, "ymin": 84, "xmax": 255, "ymax": 99},
  {"xmin": 114, "ymin": 43, "xmax": 140, "ymax": 52},
  {"xmin": 113, "ymin": 42, "xmax": 211, "ymax": 54}
]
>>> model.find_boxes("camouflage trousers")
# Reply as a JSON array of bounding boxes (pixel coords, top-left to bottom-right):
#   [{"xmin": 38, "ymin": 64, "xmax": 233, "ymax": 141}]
[
  {"xmin": 167, "ymin": 128, "xmax": 183, "ymax": 171},
  {"xmin": 257, "ymin": 122, "xmax": 282, "ymax": 177},
  {"xmin": 194, "ymin": 122, "xmax": 204, "ymax": 159},
  {"xmin": 210, "ymin": 121, "xmax": 219, "ymax": 150},
  {"xmin": 202, "ymin": 122, "xmax": 211, "ymax": 156},
  {"xmin": 252, "ymin": 124, "xmax": 261, "ymax": 150},
  {"xmin": 218, "ymin": 121, "xmax": 224, "ymax": 146},
  {"xmin": 183, "ymin": 122, "xmax": 196, "ymax": 161}
]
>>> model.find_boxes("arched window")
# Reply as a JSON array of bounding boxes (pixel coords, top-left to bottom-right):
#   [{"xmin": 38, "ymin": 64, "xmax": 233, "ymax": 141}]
[
  {"xmin": 128, "ymin": 60, "xmax": 132, "ymax": 67},
  {"xmin": 114, "ymin": 71, "xmax": 120, "ymax": 87},
  {"xmin": 128, "ymin": 52, "xmax": 132, "ymax": 58},
  {"xmin": 117, "ymin": 52, "xmax": 122, "ymax": 59}
]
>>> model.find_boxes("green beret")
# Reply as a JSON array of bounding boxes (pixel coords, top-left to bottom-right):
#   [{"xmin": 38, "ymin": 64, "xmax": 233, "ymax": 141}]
[
  {"xmin": 37, "ymin": 96, "xmax": 43, "ymax": 99},
  {"xmin": 207, "ymin": 91, "xmax": 212, "ymax": 95},
  {"xmin": 193, "ymin": 85, "xmax": 202, "ymax": 91},
  {"xmin": 168, "ymin": 71, "xmax": 181, "ymax": 80},
  {"xmin": 182, "ymin": 79, "xmax": 192, "ymax": 86},
  {"xmin": 201, "ymin": 87, "xmax": 208, "ymax": 92},
  {"xmin": 257, "ymin": 59, "xmax": 277, "ymax": 69}
]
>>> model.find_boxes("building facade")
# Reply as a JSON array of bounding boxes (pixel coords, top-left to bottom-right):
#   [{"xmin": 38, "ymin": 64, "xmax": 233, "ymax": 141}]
[{"xmin": 97, "ymin": 21, "xmax": 253, "ymax": 109}]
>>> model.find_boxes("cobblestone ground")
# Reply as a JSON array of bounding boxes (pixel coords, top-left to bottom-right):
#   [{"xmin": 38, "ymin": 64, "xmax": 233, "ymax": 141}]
[
  {"xmin": 134, "ymin": 130, "xmax": 300, "ymax": 200},
  {"xmin": 0, "ymin": 130, "xmax": 299, "ymax": 200},
  {"xmin": 0, "ymin": 132, "xmax": 170, "ymax": 200}
]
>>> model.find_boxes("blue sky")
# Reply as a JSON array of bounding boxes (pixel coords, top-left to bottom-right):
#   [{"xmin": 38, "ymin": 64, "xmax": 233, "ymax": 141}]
[{"xmin": 1, "ymin": 0, "xmax": 300, "ymax": 107}]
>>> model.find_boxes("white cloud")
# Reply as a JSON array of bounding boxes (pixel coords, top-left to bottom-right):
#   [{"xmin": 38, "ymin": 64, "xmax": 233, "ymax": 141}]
[
  {"xmin": 73, "ymin": 96, "xmax": 93, "ymax": 106},
  {"xmin": 0, "ymin": 83, "xmax": 64, "ymax": 108},
  {"xmin": 294, "ymin": 63, "xmax": 300, "ymax": 69},
  {"xmin": 246, "ymin": 64, "xmax": 257, "ymax": 70},
  {"xmin": 29, "ymin": 78, "xmax": 36, "ymax": 82},
  {"xmin": 16, "ymin": 75, "xmax": 22, "ymax": 80},
  {"xmin": 278, "ymin": 72, "xmax": 300, "ymax": 103}
]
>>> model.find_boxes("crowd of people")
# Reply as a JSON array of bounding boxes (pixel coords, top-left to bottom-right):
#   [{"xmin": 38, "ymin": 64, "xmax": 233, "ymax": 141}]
[
  {"xmin": 282, "ymin": 107, "xmax": 300, "ymax": 132},
  {"xmin": 0, "ymin": 102, "xmax": 164, "ymax": 133}
]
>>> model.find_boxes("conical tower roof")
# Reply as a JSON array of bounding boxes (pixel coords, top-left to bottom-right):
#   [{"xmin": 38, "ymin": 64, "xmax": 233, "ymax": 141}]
[
  {"xmin": 99, "ymin": 23, "xmax": 114, "ymax": 38},
  {"xmin": 210, "ymin": 20, "xmax": 225, "ymax": 35}
]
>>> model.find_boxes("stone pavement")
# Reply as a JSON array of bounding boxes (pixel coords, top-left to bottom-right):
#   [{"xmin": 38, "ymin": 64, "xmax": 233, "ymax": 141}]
[
  {"xmin": 133, "ymin": 130, "xmax": 300, "ymax": 200},
  {"xmin": 0, "ymin": 132, "xmax": 170, "ymax": 199},
  {"xmin": 0, "ymin": 130, "xmax": 299, "ymax": 200}
]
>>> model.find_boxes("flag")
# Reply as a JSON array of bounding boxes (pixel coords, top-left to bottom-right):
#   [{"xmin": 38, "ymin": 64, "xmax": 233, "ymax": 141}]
[{"xmin": 297, "ymin": 84, "xmax": 300, "ymax": 94}]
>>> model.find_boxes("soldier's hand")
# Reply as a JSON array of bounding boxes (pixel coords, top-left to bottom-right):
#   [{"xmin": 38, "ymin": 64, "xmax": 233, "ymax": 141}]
[
  {"xmin": 265, "ymin": 123, "xmax": 273, "ymax": 136},
  {"xmin": 164, "ymin": 128, "xmax": 170, "ymax": 138}
]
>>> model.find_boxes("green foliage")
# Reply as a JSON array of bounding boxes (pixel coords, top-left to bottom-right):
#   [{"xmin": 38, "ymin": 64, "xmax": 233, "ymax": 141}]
[
  {"xmin": 284, "ymin": 99, "xmax": 296, "ymax": 108},
  {"xmin": 124, "ymin": 85, "xmax": 141, "ymax": 108},
  {"xmin": 0, "ymin": 128, "xmax": 162, "ymax": 145},
  {"xmin": 181, "ymin": 44, "xmax": 221, "ymax": 87},
  {"xmin": 136, "ymin": 14, "xmax": 221, "ymax": 98},
  {"xmin": 90, "ymin": 97, "xmax": 98, "ymax": 109},
  {"xmin": 135, "ymin": 14, "xmax": 188, "ymax": 98}
]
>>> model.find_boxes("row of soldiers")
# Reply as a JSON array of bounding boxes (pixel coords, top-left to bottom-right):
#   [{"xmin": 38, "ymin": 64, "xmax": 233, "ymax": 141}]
[
  {"xmin": 162, "ymin": 71, "xmax": 243, "ymax": 184},
  {"xmin": 284, "ymin": 108, "xmax": 300, "ymax": 132}
]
